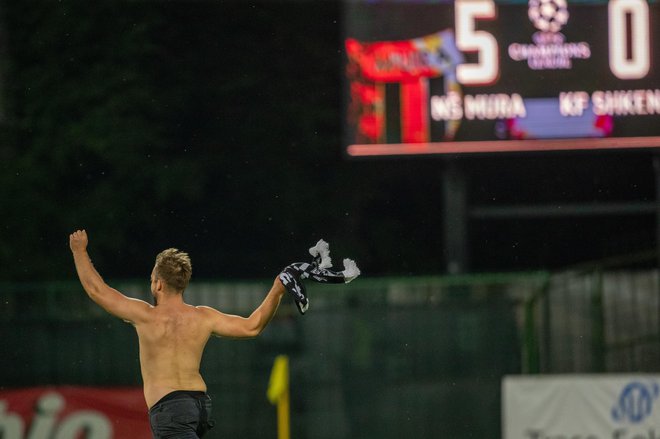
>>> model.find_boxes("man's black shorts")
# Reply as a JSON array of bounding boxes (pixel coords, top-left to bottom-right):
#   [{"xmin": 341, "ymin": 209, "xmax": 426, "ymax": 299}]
[{"xmin": 148, "ymin": 390, "xmax": 215, "ymax": 439}]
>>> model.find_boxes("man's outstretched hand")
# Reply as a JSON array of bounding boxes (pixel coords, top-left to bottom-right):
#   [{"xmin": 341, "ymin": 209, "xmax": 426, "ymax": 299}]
[{"xmin": 69, "ymin": 229, "xmax": 89, "ymax": 253}]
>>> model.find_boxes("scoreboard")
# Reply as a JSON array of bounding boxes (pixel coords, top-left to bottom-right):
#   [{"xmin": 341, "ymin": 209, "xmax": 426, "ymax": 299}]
[{"xmin": 343, "ymin": 0, "xmax": 660, "ymax": 156}]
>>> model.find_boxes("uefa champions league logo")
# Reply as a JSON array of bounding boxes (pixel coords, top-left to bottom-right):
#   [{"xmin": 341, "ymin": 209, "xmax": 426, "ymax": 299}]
[
  {"xmin": 508, "ymin": 0, "xmax": 590, "ymax": 69},
  {"xmin": 528, "ymin": 0, "xmax": 569, "ymax": 33},
  {"xmin": 612, "ymin": 381, "xmax": 660, "ymax": 424}
]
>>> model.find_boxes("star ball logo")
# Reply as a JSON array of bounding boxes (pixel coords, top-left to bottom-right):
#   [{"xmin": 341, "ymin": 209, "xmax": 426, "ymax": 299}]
[
  {"xmin": 528, "ymin": 0, "xmax": 569, "ymax": 33},
  {"xmin": 508, "ymin": 0, "xmax": 591, "ymax": 70}
]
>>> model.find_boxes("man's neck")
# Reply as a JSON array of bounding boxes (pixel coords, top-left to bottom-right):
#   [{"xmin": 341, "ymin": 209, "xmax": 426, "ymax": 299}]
[{"xmin": 154, "ymin": 291, "xmax": 185, "ymax": 307}]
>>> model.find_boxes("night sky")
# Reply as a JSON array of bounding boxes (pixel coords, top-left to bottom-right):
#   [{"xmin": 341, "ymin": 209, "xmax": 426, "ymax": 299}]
[{"xmin": 0, "ymin": 0, "xmax": 657, "ymax": 281}]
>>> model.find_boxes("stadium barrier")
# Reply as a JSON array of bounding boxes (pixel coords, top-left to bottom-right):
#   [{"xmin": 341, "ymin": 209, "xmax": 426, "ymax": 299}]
[
  {"xmin": 527, "ymin": 250, "xmax": 660, "ymax": 374},
  {"xmin": 1, "ymin": 257, "xmax": 657, "ymax": 439}
]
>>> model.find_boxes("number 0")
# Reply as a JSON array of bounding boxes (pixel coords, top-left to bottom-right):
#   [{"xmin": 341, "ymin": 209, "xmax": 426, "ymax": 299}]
[
  {"xmin": 609, "ymin": 0, "xmax": 650, "ymax": 79},
  {"xmin": 455, "ymin": 0, "xmax": 498, "ymax": 85}
]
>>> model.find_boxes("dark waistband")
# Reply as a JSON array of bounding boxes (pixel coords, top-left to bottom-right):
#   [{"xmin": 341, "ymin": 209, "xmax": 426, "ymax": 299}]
[{"xmin": 151, "ymin": 390, "xmax": 208, "ymax": 411}]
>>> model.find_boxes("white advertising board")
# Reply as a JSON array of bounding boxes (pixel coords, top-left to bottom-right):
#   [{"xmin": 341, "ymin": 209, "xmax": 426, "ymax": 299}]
[{"xmin": 503, "ymin": 375, "xmax": 660, "ymax": 439}]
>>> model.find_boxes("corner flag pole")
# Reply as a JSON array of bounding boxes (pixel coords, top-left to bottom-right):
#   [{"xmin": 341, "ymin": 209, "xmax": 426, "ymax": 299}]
[{"xmin": 267, "ymin": 355, "xmax": 290, "ymax": 439}]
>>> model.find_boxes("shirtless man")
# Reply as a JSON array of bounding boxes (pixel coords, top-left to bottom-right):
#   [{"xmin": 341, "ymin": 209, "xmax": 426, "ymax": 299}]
[{"xmin": 69, "ymin": 229, "xmax": 286, "ymax": 438}]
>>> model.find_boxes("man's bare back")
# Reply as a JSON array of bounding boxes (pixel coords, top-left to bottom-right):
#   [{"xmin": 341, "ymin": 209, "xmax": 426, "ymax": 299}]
[
  {"xmin": 136, "ymin": 303, "xmax": 211, "ymax": 408},
  {"xmin": 69, "ymin": 229, "xmax": 286, "ymax": 413}
]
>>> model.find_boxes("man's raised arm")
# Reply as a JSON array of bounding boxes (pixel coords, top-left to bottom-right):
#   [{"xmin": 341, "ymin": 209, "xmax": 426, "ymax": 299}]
[
  {"xmin": 69, "ymin": 229, "xmax": 150, "ymax": 324},
  {"xmin": 200, "ymin": 277, "xmax": 286, "ymax": 339}
]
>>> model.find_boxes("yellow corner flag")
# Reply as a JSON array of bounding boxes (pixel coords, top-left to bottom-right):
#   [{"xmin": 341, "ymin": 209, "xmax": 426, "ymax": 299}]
[{"xmin": 267, "ymin": 355, "xmax": 290, "ymax": 439}]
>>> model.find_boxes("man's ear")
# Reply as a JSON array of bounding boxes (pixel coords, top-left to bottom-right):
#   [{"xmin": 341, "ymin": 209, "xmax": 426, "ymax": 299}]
[{"xmin": 156, "ymin": 279, "xmax": 164, "ymax": 292}]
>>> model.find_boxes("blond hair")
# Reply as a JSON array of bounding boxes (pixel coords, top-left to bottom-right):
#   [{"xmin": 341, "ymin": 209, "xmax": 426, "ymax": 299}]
[{"xmin": 154, "ymin": 248, "xmax": 192, "ymax": 292}]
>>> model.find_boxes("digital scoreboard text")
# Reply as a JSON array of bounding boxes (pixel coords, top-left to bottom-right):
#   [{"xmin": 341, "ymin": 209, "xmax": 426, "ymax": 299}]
[{"xmin": 343, "ymin": 0, "xmax": 660, "ymax": 156}]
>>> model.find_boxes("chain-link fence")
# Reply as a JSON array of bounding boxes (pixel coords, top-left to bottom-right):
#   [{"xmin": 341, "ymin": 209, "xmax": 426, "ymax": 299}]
[
  {"xmin": 0, "ymin": 274, "xmax": 549, "ymax": 439},
  {"xmin": 5, "ymin": 262, "xmax": 657, "ymax": 439},
  {"xmin": 526, "ymin": 251, "xmax": 660, "ymax": 374}
]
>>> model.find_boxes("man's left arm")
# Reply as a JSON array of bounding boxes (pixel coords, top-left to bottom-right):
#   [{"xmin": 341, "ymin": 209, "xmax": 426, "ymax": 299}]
[
  {"xmin": 70, "ymin": 230, "xmax": 151, "ymax": 324},
  {"xmin": 201, "ymin": 277, "xmax": 286, "ymax": 339}
]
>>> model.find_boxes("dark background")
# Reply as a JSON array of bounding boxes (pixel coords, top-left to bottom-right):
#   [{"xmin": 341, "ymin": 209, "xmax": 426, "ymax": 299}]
[{"xmin": 0, "ymin": 0, "xmax": 656, "ymax": 283}]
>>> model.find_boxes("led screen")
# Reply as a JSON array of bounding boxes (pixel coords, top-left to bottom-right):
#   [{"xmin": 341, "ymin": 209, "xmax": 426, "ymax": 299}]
[{"xmin": 343, "ymin": 0, "xmax": 660, "ymax": 156}]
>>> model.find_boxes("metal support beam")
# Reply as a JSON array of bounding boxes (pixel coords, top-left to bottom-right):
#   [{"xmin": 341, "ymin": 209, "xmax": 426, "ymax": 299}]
[
  {"xmin": 654, "ymin": 154, "xmax": 660, "ymax": 269},
  {"xmin": 470, "ymin": 202, "xmax": 656, "ymax": 219},
  {"xmin": 443, "ymin": 160, "xmax": 468, "ymax": 274}
]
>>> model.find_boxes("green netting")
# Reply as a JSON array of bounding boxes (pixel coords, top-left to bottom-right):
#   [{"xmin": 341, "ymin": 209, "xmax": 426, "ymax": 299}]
[{"xmin": 4, "ymin": 269, "xmax": 655, "ymax": 439}]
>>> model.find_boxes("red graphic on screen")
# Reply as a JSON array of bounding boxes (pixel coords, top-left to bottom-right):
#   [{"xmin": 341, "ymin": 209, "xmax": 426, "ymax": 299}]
[{"xmin": 345, "ymin": 30, "xmax": 464, "ymax": 144}]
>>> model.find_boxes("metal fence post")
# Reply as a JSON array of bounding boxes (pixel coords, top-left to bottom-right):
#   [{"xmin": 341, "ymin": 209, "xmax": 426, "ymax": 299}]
[
  {"xmin": 590, "ymin": 270, "xmax": 606, "ymax": 372},
  {"xmin": 523, "ymin": 295, "xmax": 540, "ymax": 374}
]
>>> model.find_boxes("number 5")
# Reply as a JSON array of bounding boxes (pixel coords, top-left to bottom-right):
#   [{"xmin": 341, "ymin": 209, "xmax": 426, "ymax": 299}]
[{"xmin": 455, "ymin": 0, "xmax": 499, "ymax": 85}]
